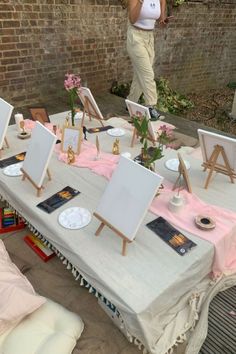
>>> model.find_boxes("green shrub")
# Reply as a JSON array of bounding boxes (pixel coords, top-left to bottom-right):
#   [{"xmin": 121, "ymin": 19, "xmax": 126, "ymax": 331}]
[{"xmin": 110, "ymin": 77, "xmax": 194, "ymax": 114}]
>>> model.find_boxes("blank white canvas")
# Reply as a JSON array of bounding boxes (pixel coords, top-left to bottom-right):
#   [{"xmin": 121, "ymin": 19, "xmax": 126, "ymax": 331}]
[
  {"xmin": 95, "ymin": 156, "xmax": 163, "ymax": 241},
  {"xmin": 125, "ymin": 99, "xmax": 156, "ymax": 141},
  {"xmin": 78, "ymin": 87, "xmax": 104, "ymax": 120},
  {"xmin": 22, "ymin": 121, "xmax": 57, "ymax": 188},
  {"xmin": 0, "ymin": 98, "xmax": 13, "ymax": 149},
  {"xmin": 198, "ymin": 129, "xmax": 236, "ymax": 172}
]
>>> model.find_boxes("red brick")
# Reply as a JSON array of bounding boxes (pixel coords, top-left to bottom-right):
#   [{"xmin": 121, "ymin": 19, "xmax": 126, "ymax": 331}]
[{"xmin": 0, "ymin": 1, "xmax": 235, "ymax": 109}]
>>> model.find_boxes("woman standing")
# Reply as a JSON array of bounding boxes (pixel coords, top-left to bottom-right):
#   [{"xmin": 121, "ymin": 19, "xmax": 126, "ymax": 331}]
[{"xmin": 126, "ymin": 0, "xmax": 168, "ymax": 120}]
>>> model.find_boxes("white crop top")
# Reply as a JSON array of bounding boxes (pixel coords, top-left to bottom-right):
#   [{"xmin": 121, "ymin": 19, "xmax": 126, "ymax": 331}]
[{"xmin": 134, "ymin": 0, "xmax": 161, "ymax": 30}]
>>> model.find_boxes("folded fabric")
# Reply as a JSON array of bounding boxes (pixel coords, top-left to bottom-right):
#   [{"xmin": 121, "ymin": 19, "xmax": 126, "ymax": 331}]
[
  {"xmin": 24, "ymin": 119, "xmax": 53, "ymax": 132},
  {"xmin": 150, "ymin": 181, "xmax": 236, "ymax": 277},
  {"xmin": 55, "ymin": 140, "xmax": 119, "ymax": 180},
  {"xmin": 0, "ymin": 240, "xmax": 45, "ymax": 335}
]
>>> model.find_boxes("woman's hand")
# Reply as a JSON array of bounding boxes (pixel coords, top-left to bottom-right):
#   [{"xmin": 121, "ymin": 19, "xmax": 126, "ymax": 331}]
[{"xmin": 159, "ymin": 15, "xmax": 174, "ymax": 25}]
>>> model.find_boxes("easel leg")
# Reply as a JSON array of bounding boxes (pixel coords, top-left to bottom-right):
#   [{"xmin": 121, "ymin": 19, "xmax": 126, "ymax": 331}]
[
  {"xmin": 4, "ymin": 137, "xmax": 9, "ymax": 149},
  {"xmin": 204, "ymin": 148, "xmax": 219, "ymax": 189},
  {"xmin": 37, "ymin": 188, "xmax": 42, "ymax": 197},
  {"xmin": 172, "ymin": 175, "xmax": 181, "ymax": 191},
  {"xmin": 221, "ymin": 148, "xmax": 235, "ymax": 184},
  {"xmin": 95, "ymin": 222, "xmax": 105, "ymax": 236},
  {"xmin": 122, "ymin": 240, "xmax": 127, "ymax": 256},
  {"xmin": 47, "ymin": 169, "xmax": 52, "ymax": 181},
  {"xmin": 204, "ymin": 167, "xmax": 215, "ymax": 189},
  {"xmin": 131, "ymin": 128, "xmax": 137, "ymax": 147},
  {"xmin": 84, "ymin": 99, "xmax": 92, "ymax": 122}
]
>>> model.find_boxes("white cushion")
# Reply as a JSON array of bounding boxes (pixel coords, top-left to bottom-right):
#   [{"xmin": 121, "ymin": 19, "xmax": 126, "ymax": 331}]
[
  {"xmin": 0, "ymin": 298, "xmax": 84, "ymax": 354},
  {"xmin": 0, "ymin": 240, "xmax": 45, "ymax": 335}
]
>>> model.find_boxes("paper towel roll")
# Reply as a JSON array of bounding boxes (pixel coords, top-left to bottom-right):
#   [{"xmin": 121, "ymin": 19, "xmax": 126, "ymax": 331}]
[{"xmin": 14, "ymin": 113, "xmax": 24, "ymax": 133}]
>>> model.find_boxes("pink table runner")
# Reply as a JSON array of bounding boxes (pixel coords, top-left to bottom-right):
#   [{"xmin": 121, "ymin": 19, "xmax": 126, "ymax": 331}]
[
  {"xmin": 24, "ymin": 119, "xmax": 54, "ymax": 132},
  {"xmin": 150, "ymin": 181, "xmax": 236, "ymax": 277},
  {"xmin": 55, "ymin": 140, "xmax": 119, "ymax": 180}
]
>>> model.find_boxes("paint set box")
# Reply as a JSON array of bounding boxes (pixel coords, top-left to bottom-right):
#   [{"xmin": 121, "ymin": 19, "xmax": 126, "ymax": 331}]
[
  {"xmin": 0, "ymin": 207, "xmax": 25, "ymax": 233},
  {"xmin": 24, "ymin": 234, "xmax": 55, "ymax": 262}
]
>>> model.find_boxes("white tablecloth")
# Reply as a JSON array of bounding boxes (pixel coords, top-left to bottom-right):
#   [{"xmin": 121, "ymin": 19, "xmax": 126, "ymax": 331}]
[{"xmin": 1, "ymin": 114, "xmax": 231, "ymax": 354}]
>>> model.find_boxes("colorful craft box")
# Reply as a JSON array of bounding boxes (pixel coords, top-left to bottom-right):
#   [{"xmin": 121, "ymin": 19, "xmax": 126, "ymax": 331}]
[
  {"xmin": 0, "ymin": 207, "xmax": 25, "ymax": 234},
  {"xmin": 24, "ymin": 234, "xmax": 55, "ymax": 262}
]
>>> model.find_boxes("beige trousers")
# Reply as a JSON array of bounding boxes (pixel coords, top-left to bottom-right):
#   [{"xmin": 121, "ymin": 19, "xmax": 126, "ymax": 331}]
[{"xmin": 127, "ymin": 24, "xmax": 157, "ymax": 106}]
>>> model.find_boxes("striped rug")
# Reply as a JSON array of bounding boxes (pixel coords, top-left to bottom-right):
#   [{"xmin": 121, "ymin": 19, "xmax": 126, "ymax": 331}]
[{"xmin": 199, "ymin": 286, "xmax": 236, "ymax": 354}]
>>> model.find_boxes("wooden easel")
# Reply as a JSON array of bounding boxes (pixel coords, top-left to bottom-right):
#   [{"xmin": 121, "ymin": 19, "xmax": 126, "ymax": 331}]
[
  {"xmin": 93, "ymin": 212, "xmax": 132, "ymax": 256},
  {"xmin": 81, "ymin": 96, "xmax": 104, "ymax": 127},
  {"xmin": 172, "ymin": 153, "xmax": 192, "ymax": 193},
  {"xmin": 21, "ymin": 167, "xmax": 52, "ymax": 197},
  {"xmin": 0, "ymin": 137, "xmax": 10, "ymax": 158},
  {"xmin": 202, "ymin": 144, "xmax": 235, "ymax": 189}
]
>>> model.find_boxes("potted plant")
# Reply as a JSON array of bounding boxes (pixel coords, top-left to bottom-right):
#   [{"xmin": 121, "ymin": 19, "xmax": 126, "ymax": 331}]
[{"xmin": 133, "ymin": 115, "xmax": 174, "ymax": 171}]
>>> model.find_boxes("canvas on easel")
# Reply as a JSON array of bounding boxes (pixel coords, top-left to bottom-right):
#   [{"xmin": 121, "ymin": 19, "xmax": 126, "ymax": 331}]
[
  {"xmin": 125, "ymin": 99, "xmax": 156, "ymax": 147},
  {"xmin": 198, "ymin": 129, "xmax": 236, "ymax": 189},
  {"xmin": 172, "ymin": 153, "xmax": 192, "ymax": 193},
  {"xmin": 21, "ymin": 121, "xmax": 57, "ymax": 196},
  {"xmin": 0, "ymin": 98, "xmax": 13, "ymax": 157},
  {"xmin": 78, "ymin": 87, "xmax": 104, "ymax": 127},
  {"xmin": 94, "ymin": 156, "xmax": 163, "ymax": 256}
]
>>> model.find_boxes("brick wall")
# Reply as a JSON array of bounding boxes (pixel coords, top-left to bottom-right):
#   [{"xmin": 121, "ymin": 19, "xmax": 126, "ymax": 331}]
[
  {"xmin": 156, "ymin": 0, "xmax": 236, "ymax": 93},
  {"xmin": 0, "ymin": 0, "xmax": 235, "ymax": 111}
]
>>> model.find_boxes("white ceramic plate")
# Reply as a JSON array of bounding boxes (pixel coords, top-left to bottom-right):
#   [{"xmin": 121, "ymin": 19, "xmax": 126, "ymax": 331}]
[
  {"xmin": 107, "ymin": 128, "xmax": 125, "ymax": 137},
  {"xmin": 58, "ymin": 207, "xmax": 91, "ymax": 230},
  {"xmin": 165, "ymin": 158, "xmax": 190, "ymax": 172},
  {"xmin": 3, "ymin": 162, "xmax": 23, "ymax": 177}
]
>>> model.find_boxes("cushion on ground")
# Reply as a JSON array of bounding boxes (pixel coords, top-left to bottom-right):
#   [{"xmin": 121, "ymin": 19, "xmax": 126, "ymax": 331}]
[
  {"xmin": 0, "ymin": 239, "xmax": 45, "ymax": 335},
  {"xmin": 0, "ymin": 298, "xmax": 84, "ymax": 354}
]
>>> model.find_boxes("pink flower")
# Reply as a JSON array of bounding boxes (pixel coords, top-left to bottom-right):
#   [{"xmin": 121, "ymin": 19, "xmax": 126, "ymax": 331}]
[
  {"xmin": 64, "ymin": 73, "xmax": 81, "ymax": 91},
  {"xmin": 159, "ymin": 124, "xmax": 174, "ymax": 137},
  {"xmin": 64, "ymin": 73, "xmax": 81, "ymax": 126}
]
